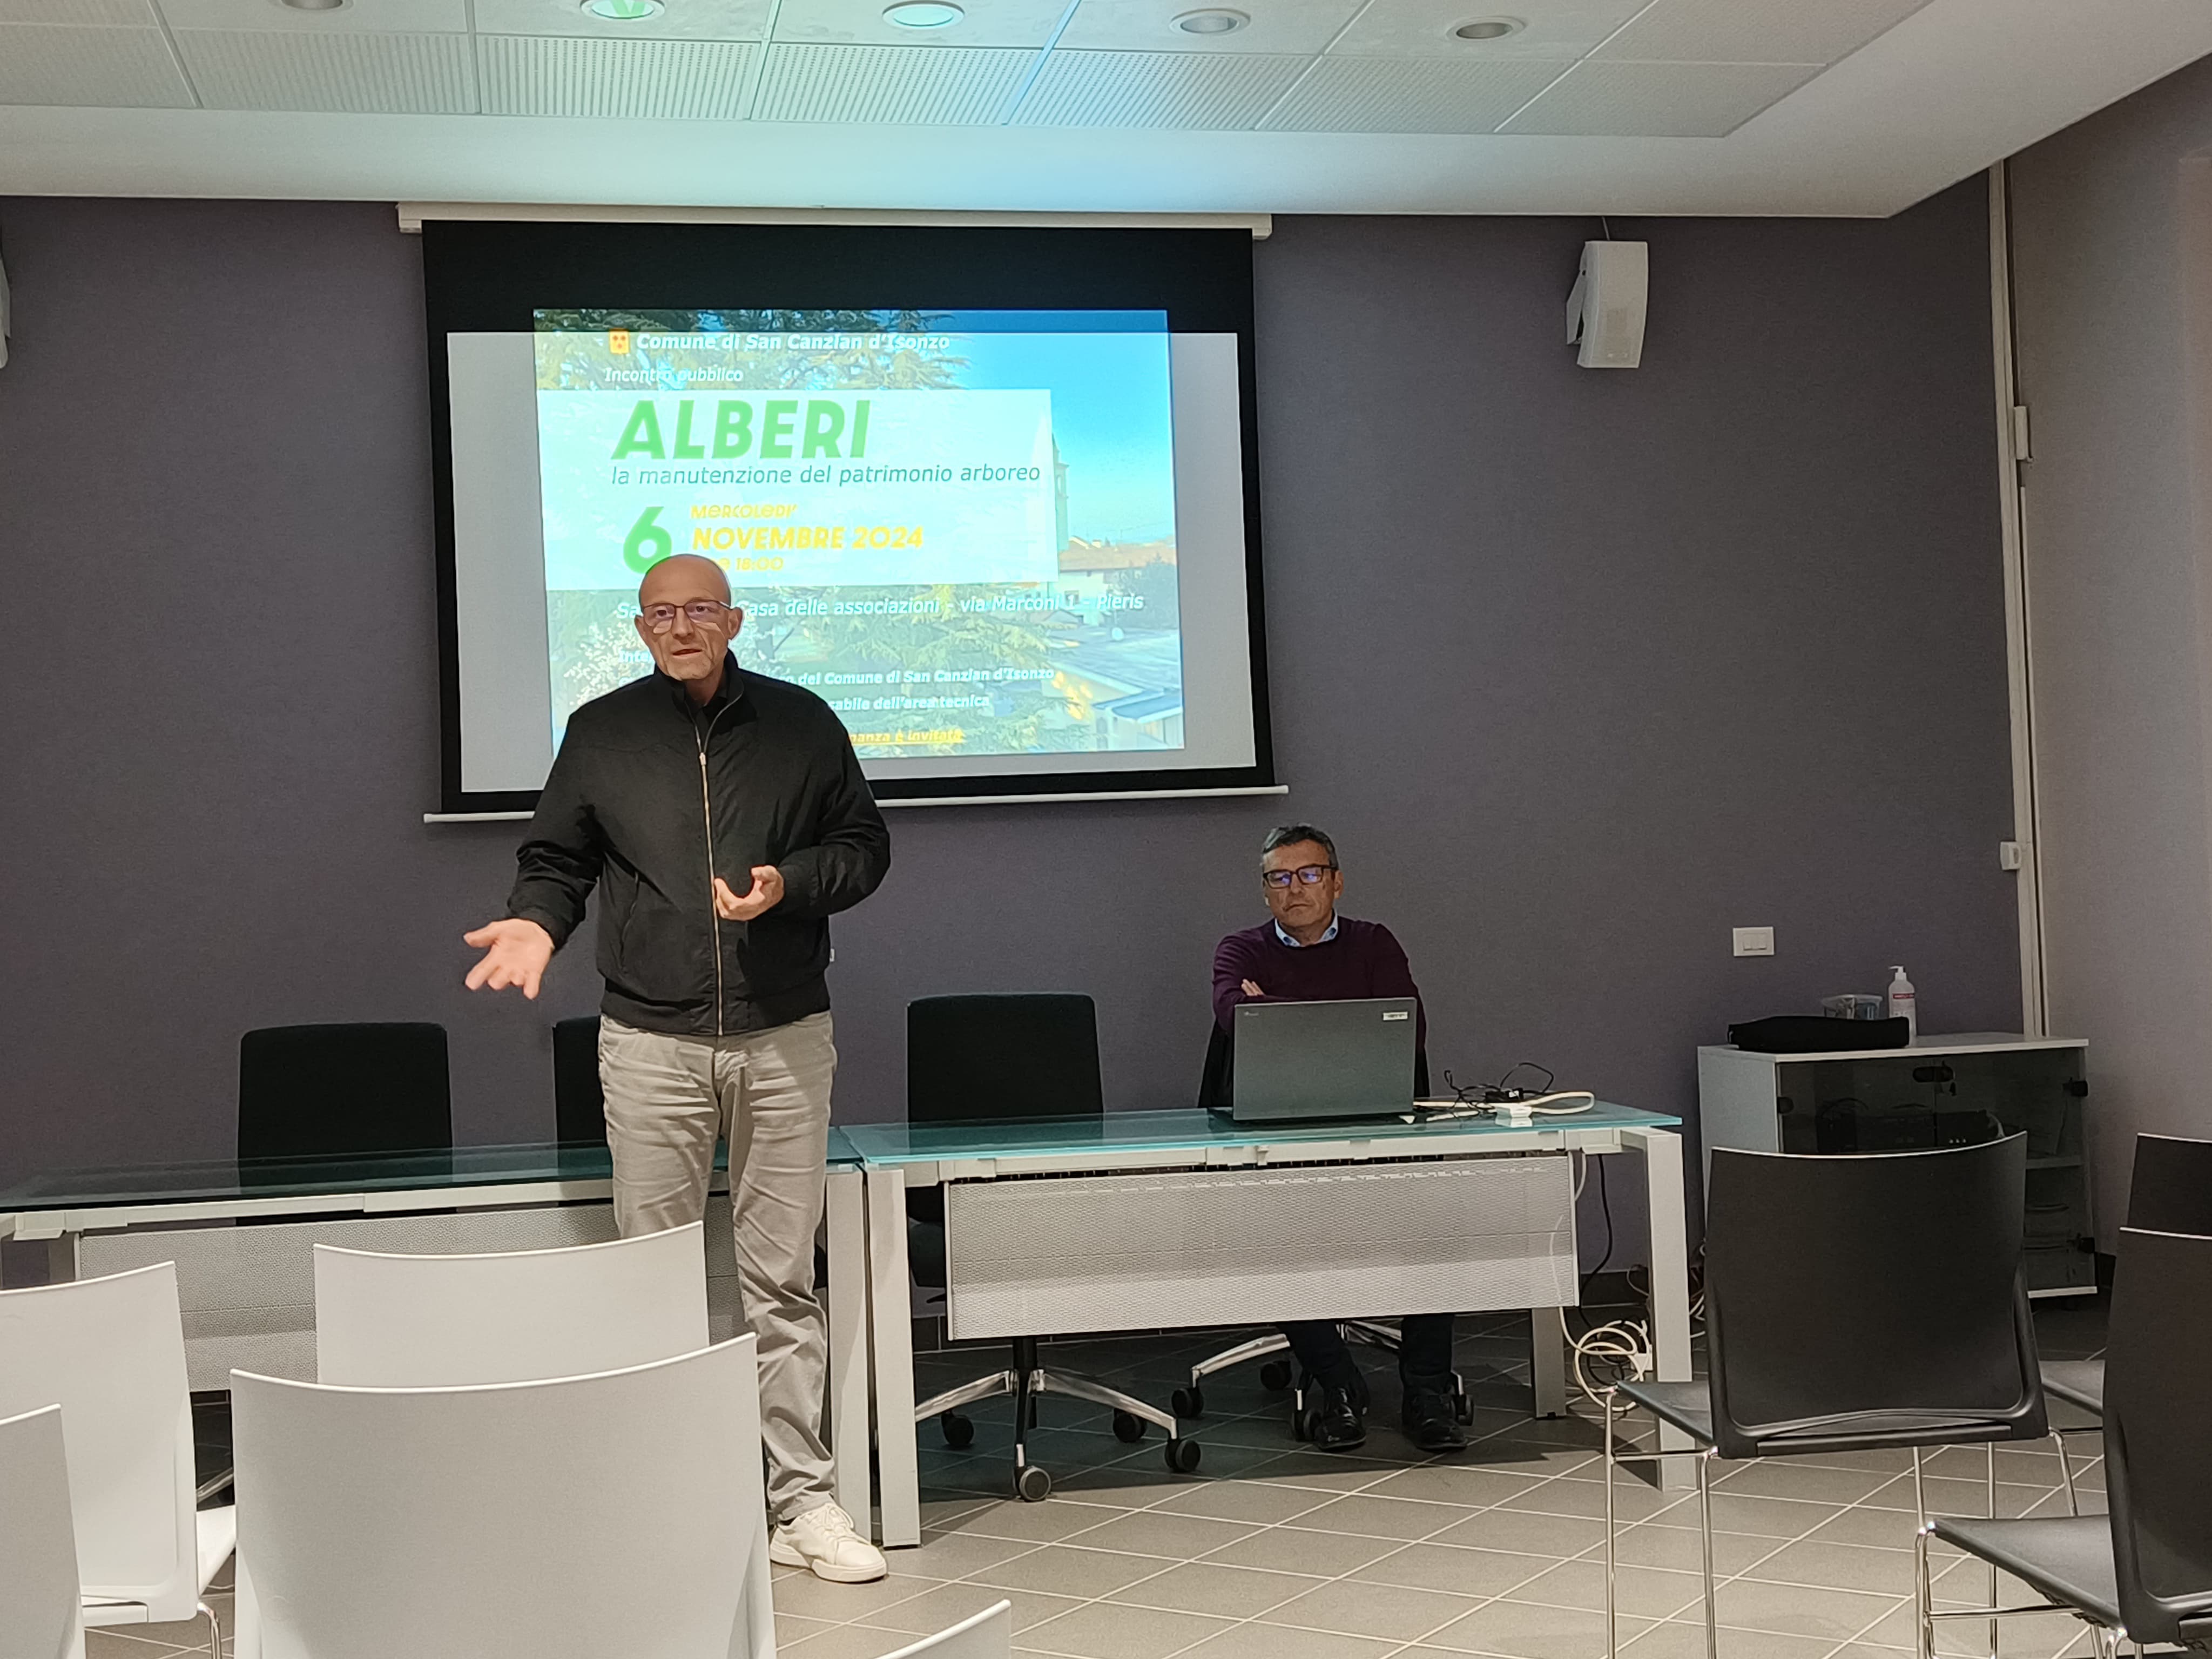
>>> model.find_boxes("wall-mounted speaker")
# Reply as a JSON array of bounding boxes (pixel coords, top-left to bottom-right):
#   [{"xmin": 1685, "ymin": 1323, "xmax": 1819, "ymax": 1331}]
[{"xmin": 1566, "ymin": 239, "xmax": 1647, "ymax": 369}]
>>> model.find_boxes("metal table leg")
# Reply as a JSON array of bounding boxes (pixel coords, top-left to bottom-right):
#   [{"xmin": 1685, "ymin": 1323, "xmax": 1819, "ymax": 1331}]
[
  {"xmin": 865, "ymin": 1165, "xmax": 922, "ymax": 1548},
  {"xmin": 824, "ymin": 1167, "xmax": 871, "ymax": 1531}
]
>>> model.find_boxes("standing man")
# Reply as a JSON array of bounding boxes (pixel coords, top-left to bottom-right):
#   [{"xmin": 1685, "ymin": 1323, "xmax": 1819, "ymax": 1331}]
[
  {"xmin": 1211, "ymin": 824, "xmax": 1467, "ymax": 1455},
  {"xmin": 464, "ymin": 552, "xmax": 893, "ymax": 1582}
]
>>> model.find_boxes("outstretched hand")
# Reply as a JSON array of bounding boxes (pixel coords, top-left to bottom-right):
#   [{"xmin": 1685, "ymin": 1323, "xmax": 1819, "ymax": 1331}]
[
  {"xmin": 463, "ymin": 917, "xmax": 555, "ymax": 999},
  {"xmin": 714, "ymin": 866, "xmax": 786, "ymax": 921}
]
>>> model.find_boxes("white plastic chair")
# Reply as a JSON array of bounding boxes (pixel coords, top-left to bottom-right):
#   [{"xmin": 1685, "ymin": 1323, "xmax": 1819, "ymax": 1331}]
[
  {"xmin": 0, "ymin": 1405, "xmax": 86, "ymax": 1659},
  {"xmin": 230, "ymin": 1335, "xmax": 774, "ymax": 1659},
  {"xmin": 878, "ymin": 1602, "xmax": 1013, "ymax": 1659},
  {"xmin": 0, "ymin": 1263, "xmax": 232, "ymax": 1655},
  {"xmin": 313, "ymin": 1220, "xmax": 708, "ymax": 1385}
]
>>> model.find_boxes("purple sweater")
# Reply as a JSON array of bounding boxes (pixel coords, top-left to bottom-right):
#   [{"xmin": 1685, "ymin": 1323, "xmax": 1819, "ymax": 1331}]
[{"xmin": 1211, "ymin": 916, "xmax": 1427, "ymax": 1053}]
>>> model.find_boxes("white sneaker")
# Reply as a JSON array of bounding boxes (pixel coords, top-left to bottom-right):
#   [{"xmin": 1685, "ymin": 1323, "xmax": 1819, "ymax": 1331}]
[{"xmin": 769, "ymin": 1501, "xmax": 887, "ymax": 1583}]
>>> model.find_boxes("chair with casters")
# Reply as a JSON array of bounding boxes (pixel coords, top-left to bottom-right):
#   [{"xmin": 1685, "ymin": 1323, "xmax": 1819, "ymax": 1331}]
[
  {"xmin": 2040, "ymin": 1131, "xmax": 2212, "ymax": 1512},
  {"xmin": 230, "ymin": 1336, "xmax": 774, "ymax": 1659},
  {"xmin": 1174, "ymin": 1022, "xmax": 1468, "ymax": 1435},
  {"xmin": 237, "ymin": 1022, "xmax": 451, "ymax": 1163},
  {"xmin": 1920, "ymin": 1224, "xmax": 2212, "ymax": 1659},
  {"xmin": 0, "ymin": 1404, "xmax": 86, "ymax": 1659},
  {"xmin": 1603, "ymin": 1136, "xmax": 2049, "ymax": 1659},
  {"xmin": 0, "ymin": 1263, "xmax": 234, "ymax": 1659},
  {"xmin": 552, "ymin": 1015, "xmax": 607, "ymax": 1146},
  {"xmin": 876, "ymin": 1601, "xmax": 1013, "ymax": 1659},
  {"xmin": 906, "ymin": 993, "xmax": 1194, "ymax": 1501},
  {"xmin": 312, "ymin": 1219, "xmax": 708, "ymax": 1386}
]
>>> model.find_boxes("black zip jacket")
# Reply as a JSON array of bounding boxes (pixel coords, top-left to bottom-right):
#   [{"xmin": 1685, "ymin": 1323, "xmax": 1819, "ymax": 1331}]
[{"xmin": 505, "ymin": 657, "xmax": 891, "ymax": 1037}]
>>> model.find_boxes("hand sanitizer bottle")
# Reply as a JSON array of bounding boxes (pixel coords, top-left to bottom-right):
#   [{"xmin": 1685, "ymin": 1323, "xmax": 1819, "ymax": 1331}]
[{"xmin": 1886, "ymin": 966, "xmax": 1917, "ymax": 1042}]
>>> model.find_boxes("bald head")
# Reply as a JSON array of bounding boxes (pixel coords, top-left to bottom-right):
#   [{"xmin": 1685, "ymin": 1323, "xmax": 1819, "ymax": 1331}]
[
  {"xmin": 633, "ymin": 554, "xmax": 741, "ymax": 704},
  {"xmin": 639, "ymin": 553, "xmax": 731, "ymax": 607}
]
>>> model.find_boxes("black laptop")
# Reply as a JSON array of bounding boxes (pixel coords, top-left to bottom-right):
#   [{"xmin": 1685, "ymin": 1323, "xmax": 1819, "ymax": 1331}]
[{"xmin": 1218, "ymin": 997, "xmax": 1420, "ymax": 1123}]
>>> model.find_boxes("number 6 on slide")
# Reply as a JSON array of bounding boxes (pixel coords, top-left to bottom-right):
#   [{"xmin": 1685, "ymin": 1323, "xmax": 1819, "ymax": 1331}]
[{"xmin": 624, "ymin": 505, "xmax": 672, "ymax": 574}]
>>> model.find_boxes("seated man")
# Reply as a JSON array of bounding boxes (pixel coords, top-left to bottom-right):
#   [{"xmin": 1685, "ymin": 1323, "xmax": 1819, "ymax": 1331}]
[{"xmin": 1211, "ymin": 823, "xmax": 1466, "ymax": 1455}]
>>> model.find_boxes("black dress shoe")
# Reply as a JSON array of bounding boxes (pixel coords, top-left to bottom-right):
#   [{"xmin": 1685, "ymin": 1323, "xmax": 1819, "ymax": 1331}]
[
  {"xmin": 1309, "ymin": 1384, "xmax": 1367, "ymax": 1451},
  {"xmin": 1402, "ymin": 1387, "xmax": 1468, "ymax": 1453}
]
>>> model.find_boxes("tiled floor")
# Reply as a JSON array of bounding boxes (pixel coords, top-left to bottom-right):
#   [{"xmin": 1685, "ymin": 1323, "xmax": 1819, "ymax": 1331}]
[{"xmin": 107, "ymin": 1300, "xmax": 2109, "ymax": 1659}]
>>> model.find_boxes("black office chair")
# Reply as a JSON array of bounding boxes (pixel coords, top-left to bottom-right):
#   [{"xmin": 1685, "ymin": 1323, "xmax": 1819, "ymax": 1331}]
[
  {"xmin": 1604, "ymin": 1136, "xmax": 2049, "ymax": 1659},
  {"xmin": 1175, "ymin": 1023, "xmax": 1456, "ymax": 1430},
  {"xmin": 906, "ymin": 994, "xmax": 1192, "ymax": 1501},
  {"xmin": 237, "ymin": 1023, "xmax": 453, "ymax": 1163},
  {"xmin": 552, "ymin": 1016, "xmax": 607, "ymax": 1145},
  {"xmin": 2040, "ymin": 1131, "xmax": 2212, "ymax": 1509},
  {"xmin": 1921, "ymin": 1224, "xmax": 2212, "ymax": 1659}
]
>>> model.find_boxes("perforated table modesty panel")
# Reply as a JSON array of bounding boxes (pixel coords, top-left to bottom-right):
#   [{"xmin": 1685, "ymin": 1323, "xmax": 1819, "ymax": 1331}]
[
  {"xmin": 845, "ymin": 1103, "xmax": 1696, "ymax": 1545},
  {"xmin": 941, "ymin": 1153, "xmax": 1578, "ymax": 1341}
]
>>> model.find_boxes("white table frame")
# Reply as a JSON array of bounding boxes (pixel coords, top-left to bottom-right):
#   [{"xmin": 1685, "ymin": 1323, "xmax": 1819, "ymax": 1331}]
[
  {"xmin": 853, "ymin": 1117, "xmax": 1692, "ymax": 1546},
  {"xmin": 0, "ymin": 1164, "xmax": 877, "ymax": 1527}
]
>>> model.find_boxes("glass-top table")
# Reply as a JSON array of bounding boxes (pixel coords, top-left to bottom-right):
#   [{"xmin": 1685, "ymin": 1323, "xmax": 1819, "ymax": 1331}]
[
  {"xmin": 838, "ymin": 1102, "xmax": 1681, "ymax": 1167},
  {"xmin": 0, "ymin": 1129, "xmax": 867, "ymax": 1218}
]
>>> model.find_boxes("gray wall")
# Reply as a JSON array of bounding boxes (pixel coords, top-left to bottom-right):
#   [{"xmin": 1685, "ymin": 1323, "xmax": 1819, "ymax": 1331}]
[
  {"xmin": 0, "ymin": 192, "xmax": 2024, "ymax": 1258},
  {"xmin": 2008, "ymin": 54, "xmax": 2212, "ymax": 1245}
]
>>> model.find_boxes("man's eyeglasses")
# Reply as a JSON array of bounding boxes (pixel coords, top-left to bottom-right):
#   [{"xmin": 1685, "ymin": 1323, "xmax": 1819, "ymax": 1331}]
[
  {"xmin": 1262, "ymin": 864, "xmax": 1336, "ymax": 889},
  {"xmin": 640, "ymin": 601, "xmax": 732, "ymax": 633}
]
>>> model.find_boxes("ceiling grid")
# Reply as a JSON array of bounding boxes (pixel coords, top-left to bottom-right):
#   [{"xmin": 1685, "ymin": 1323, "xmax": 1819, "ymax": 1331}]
[{"xmin": 5, "ymin": 0, "xmax": 2211, "ymax": 215}]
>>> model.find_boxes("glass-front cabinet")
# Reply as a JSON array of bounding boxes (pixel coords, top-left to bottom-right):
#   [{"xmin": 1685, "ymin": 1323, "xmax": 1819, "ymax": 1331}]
[{"xmin": 1697, "ymin": 1035, "xmax": 2093, "ymax": 1294}]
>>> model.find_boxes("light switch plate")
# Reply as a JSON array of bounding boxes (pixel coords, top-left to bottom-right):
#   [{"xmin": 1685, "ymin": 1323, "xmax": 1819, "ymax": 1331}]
[{"xmin": 1732, "ymin": 926, "xmax": 1775, "ymax": 957}]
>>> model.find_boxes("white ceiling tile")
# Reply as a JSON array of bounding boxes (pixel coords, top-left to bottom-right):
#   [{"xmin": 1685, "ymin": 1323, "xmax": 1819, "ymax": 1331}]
[
  {"xmin": 174, "ymin": 26, "xmax": 474, "ymax": 106},
  {"xmin": 1330, "ymin": 0, "xmax": 1644, "ymax": 61},
  {"xmin": 1593, "ymin": 0, "xmax": 1935, "ymax": 65},
  {"xmin": 753, "ymin": 41, "xmax": 1030, "ymax": 122},
  {"xmin": 772, "ymin": 0, "xmax": 1067, "ymax": 51},
  {"xmin": 1015, "ymin": 46, "xmax": 1303, "ymax": 126},
  {"xmin": 1500, "ymin": 56, "xmax": 1817, "ymax": 134},
  {"xmin": 157, "ymin": 0, "xmax": 465, "ymax": 32},
  {"xmin": 1264, "ymin": 53, "xmax": 1565, "ymax": 131},
  {"xmin": 472, "ymin": 0, "xmax": 767, "ymax": 43},
  {"xmin": 477, "ymin": 33, "xmax": 753, "ymax": 113},
  {"xmin": 1057, "ymin": 0, "xmax": 1360, "ymax": 56},
  {"xmin": 0, "ymin": 21, "xmax": 190, "ymax": 99},
  {"xmin": 0, "ymin": 0, "xmax": 156, "ymax": 23}
]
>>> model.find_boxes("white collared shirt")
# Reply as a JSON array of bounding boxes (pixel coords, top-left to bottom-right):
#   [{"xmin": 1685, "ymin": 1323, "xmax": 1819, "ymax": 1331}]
[{"xmin": 1273, "ymin": 915, "xmax": 1340, "ymax": 948}]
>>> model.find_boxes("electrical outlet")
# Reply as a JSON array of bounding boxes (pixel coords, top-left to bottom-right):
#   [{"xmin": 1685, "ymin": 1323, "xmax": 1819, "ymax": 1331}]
[{"xmin": 1732, "ymin": 926, "xmax": 1775, "ymax": 957}]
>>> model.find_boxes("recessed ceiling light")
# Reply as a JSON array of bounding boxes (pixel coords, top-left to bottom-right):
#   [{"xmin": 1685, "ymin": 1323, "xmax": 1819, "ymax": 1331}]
[
  {"xmin": 1173, "ymin": 8, "xmax": 1248, "ymax": 34},
  {"xmin": 581, "ymin": 0, "xmax": 662, "ymax": 18},
  {"xmin": 1453, "ymin": 17, "xmax": 1523, "ymax": 39},
  {"xmin": 278, "ymin": 0, "xmax": 348, "ymax": 11},
  {"xmin": 885, "ymin": 0, "xmax": 963, "ymax": 25}
]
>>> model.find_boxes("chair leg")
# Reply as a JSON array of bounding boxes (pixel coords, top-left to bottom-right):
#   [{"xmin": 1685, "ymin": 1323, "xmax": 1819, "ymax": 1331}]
[
  {"xmin": 2053, "ymin": 1429, "xmax": 2080, "ymax": 1516},
  {"xmin": 1914, "ymin": 1522, "xmax": 1933, "ymax": 1659},
  {"xmin": 1603, "ymin": 1400, "xmax": 1618, "ymax": 1659},
  {"xmin": 199, "ymin": 1597, "xmax": 224, "ymax": 1659},
  {"xmin": 1985, "ymin": 1442, "xmax": 1999, "ymax": 1659},
  {"xmin": 1697, "ymin": 1449, "xmax": 1718, "ymax": 1659}
]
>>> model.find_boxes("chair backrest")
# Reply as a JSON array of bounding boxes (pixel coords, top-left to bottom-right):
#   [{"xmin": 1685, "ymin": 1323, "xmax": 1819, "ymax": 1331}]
[
  {"xmin": 314, "ymin": 1221, "xmax": 709, "ymax": 1387},
  {"xmin": 907, "ymin": 995, "xmax": 1103, "ymax": 1125},
  {"xmin": 0, "ymin": 1264, "xmax": 199, "ymax": 1618},
  {"xmin": 0, "ymin": 1405, "xmax": 86, "ymax": 1659},
  {"xmin": 552, "ymin": 1016, "xmax": 607, "ymax": 1145},
  {"xmin": 1703, "ymin": 1136, "xmax": 2046, "ymax": 1458},
  {"xmin": 879, "ymin": 1601, "xmax": 1013, "ymax": 1659},
  {"xmin": 238, "ymin": 1022, "xmax": 453, "ymax": 1162},
  {"xmin": 2103, "ymin": 1226, "xmax": 2212, "ymax": 1648},
  {"xmin": 233, "ymin": 1337, "xmax": 767, "ymax": 1659},
  {"xmin": 2125, "ymin": 1134, "xmax": 2212, "ymax": 1235}
]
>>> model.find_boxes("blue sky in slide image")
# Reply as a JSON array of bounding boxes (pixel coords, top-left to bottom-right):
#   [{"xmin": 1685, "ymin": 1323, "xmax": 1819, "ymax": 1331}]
[{"xmin": 948, "ymin": 331, "xmax": 1178, "ymax": 545}]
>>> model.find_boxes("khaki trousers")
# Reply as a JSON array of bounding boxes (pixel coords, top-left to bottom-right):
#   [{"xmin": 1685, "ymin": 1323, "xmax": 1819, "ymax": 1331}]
[{"xmin": 598, "ymin": 1011, "xmax": 837, "ymax": 1525}]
